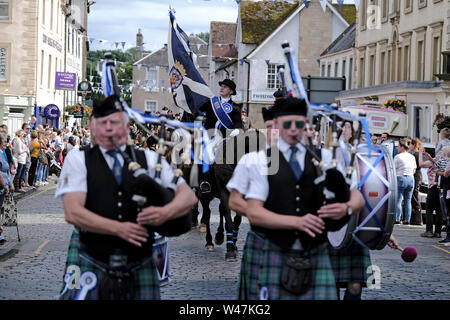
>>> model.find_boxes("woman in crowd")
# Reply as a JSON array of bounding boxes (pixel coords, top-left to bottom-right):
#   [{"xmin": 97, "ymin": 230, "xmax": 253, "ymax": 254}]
[
  {"xmin": 0, "ymin": 133, "xmax": 13, "ymax": 245},
  {"xmin": 394, "ymin": 138, "xmax": 417, "ymax": 224},
  {"xmin": 12, "ymin": 130, "xmax": 28, "ymax": 191},
  {"xmin": 28, "ymin": 131, "xmax": 40, "ymax": 187},
  {"xmin": 409, "ymin": 138, "xmax": 423, "ymax": 225}
]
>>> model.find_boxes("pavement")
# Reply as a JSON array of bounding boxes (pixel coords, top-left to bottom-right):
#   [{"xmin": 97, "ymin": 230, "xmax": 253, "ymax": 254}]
[{"xmin": 0, "ymin": 175, "xmax": 59, "ymax": 262}]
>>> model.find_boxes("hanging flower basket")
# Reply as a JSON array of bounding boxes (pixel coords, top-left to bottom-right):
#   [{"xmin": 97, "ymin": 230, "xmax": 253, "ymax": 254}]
[
  {"xmin": 433, "ymin": 113, "xmax": 450, "ymax": 131},
  {"xmin": 382, "ymin": 99, "xmax": 406, "ymax": 113}
]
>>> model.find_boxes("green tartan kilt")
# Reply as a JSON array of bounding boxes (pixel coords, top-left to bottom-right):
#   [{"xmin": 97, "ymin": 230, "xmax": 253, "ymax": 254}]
[
  {"xmin": 328, "ymin": 242, "xmax": 372, "ymax": 288},
  {"xmin": 238, "ymin": 231, "xmax": 337, "ymax": 300},
  {"xmin": 59, "ymin": 228, "xmax": 160, "ymax": 300}
]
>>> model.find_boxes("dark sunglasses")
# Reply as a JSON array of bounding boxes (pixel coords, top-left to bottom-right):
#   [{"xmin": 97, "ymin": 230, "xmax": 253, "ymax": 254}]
[{"xmin": 283, "ymin": 120, "xmax": 305, "ymax": 130}]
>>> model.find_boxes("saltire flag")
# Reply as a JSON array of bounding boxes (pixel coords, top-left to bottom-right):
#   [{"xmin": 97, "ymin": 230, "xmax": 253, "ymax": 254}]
[{"xmin": 168, "ymin": 10, "xmax": 233, "ymax": 129}]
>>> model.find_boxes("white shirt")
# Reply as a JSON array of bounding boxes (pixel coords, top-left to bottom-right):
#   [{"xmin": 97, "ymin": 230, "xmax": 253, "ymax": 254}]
[
  {"xmin": 245, "ymin": 138, "xmax": 358, "ymax": 202},
  {"xmin": 220, "ymin": 97, "xmax": 230, "ymax": 104},
  {"xmin": 394, "ymin": 152, "xmax": 417, "ymax": 176},
  {"xmin": 55, "ymin": 146, "xmax": 185, "ymax": 201},
  {"xmin": 226, "ymin": 145, "xmax": 270, "ymax": 196}
]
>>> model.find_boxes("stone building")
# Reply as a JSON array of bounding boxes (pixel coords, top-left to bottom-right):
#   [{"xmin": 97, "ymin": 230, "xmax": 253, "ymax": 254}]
[
  {"xmin": 0, "ymin": 0, "xmax": 89, "ymax": 134},
  {"xmin": 336, "ymin": 0, "xmax": 450, "ymax": 147},
  {"xmin": 132, "ymin": 31, "xmax": 209, "ymax": 114},
  {"xmin": 211, "ymin": 0, "xmax": 355, "ymax": 129}
]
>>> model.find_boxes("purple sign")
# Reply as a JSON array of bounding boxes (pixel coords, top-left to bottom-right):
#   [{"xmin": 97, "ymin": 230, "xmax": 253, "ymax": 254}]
[{"xmin": 55, "ymin": 72, "xmax": 76, "ymax": 90}]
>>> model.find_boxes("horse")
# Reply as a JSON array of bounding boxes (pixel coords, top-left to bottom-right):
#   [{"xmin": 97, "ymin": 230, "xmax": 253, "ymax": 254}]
[{"xmin": 182, "ymin": 127, "xmax": 266, "ymax": 261}]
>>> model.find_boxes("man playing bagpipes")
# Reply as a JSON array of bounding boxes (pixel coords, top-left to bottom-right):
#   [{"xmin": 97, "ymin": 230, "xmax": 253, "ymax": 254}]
[
  {"xmin": 236, "ymin": 96, "xmax": 366, "ymax": 299},
  {"xmin": 55, "ymin": 94, "xmax": 197, "ymax": 300}
]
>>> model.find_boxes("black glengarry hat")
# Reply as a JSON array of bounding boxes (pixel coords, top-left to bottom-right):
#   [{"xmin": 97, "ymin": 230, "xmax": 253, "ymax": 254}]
[
  {"xmin": 273, "ymin": 89, "xmax": 283, "ymax": 98},
  {"xmin": 218, "ymin": 79, "xmax": 236, "ymax": 95},
  {"xmin": 273, "ymin": 97, "xmax": 307, "ymax": 118},
  {"xmin": 92, "ymin": 94, "xmax": 125, "ymax": 118},
  {"xmin": 262, "ymin": 106, "xmax": 275, "ymax": 122}
]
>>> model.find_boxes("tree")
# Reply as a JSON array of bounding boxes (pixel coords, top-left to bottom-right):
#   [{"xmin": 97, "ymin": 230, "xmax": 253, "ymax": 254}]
[{"xmin": 191, "ymin": 32, "xmax": 209, "ymax": 44}]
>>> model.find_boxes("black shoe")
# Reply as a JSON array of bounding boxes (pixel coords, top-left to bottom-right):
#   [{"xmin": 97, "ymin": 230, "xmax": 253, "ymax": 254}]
[
  {"xmin": 0, "ymin": 239, "xmax": 6, "ymax": 245},
  {"xmin": 421, "ymin": 231, "xmax": 434, "ymax": 238},
  {"xmin": 402, "ymin": 221, "xmax": 410, "ymax": 225},
  {"xmin": 394, "ymin": 221, "xmax": 401, "ymax": 225},
  {"xmin": 438, "ymin": 238, "xmax": 450, "ymax": 244}
]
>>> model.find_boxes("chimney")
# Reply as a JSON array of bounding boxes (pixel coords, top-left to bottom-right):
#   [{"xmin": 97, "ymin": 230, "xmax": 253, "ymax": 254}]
[{"xmin": 135, "ymin": 28, "xmax": 143, "ymax": 61}]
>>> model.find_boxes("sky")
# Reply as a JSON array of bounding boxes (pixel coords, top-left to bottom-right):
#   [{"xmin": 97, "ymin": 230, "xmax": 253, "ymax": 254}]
[{"xmin": 87, "ymin": 0, "xmax": 356, "ymax": 53}]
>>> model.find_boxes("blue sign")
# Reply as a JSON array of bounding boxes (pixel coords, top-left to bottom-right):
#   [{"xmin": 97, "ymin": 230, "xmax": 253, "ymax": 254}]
[{"xmin": 44, "ymin": 104, "xmax": 60, "ymax": 119}]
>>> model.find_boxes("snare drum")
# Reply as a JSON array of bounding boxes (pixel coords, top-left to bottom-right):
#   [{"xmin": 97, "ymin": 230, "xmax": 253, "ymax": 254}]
[
  {"xmin": 328, "ymin": 144, "xmax": 396, "ymax": 250},
  {"xmin": 152, "ymin": 233, "xmax": 170, "ymax": 285}
]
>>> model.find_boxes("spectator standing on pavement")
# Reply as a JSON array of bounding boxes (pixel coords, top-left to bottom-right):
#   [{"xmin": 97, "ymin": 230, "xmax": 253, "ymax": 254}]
[
  {"xmin": 371, "ymin": 135, "xmax": 379, "ymax": 145},
  {"xmin": 394, "ymin": 138, "xmax": 417, "ymax": 224},
  {"xmin": 28, "ymin": 131, "xmax": 40, "ymax": 187},
  {"xmin": 0, "ymin": 133, "xmax": 12, "ymax": 245},
  {"xmin": 29, "ymin": 116, "xmax": 37, "ymax": 130},
  {"xmin": 12, "ymin": 130, "xmax": 28, "ymax": 191},
  {"xmin": 381, "ymin": 132, "xmax": 398, "ymax": 159},
  {"xmin": 419, "ymin": 149, "xmax": 442, "ymax": 238},
  {"xmin": 409, "ymin": 138, "xmax": 423, "ymax": 225},
  {"xmin": 22, "ymin": 123, "xmax": 32, "ymax": 188},
  {"xmin": 436, "ymin": 128, "xmax": 450, "ymax": 160},
  {"xmin": 440, "ymin": 160, "xmax": 450, "ymax": 246}
]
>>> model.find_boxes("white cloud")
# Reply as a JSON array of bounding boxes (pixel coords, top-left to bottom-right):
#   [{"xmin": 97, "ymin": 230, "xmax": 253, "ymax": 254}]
[{"xmin": 88, "ymin": 0, "xmax": 238, "ymax": 52}]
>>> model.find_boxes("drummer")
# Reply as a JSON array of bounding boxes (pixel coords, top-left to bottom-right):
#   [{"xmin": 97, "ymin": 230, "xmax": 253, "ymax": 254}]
[
  {"xmin": 327, "ymin": 119, "xmax": 373, "ymax": 300},
  {"xmin": 238, "ymin": 97, "xmax": 365, "ymax": 300}
]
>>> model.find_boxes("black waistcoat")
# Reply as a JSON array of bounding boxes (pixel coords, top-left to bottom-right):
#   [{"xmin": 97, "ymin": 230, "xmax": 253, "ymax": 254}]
[
  {"xmin": 80, "ymin": 145, "xmax": 153, "ymax": 263},
  {"xmin": 252, "ymin": 147, "xmax": 326, "ymax": 251}
]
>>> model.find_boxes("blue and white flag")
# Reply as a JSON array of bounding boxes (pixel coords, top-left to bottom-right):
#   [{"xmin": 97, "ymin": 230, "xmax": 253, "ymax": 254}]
[{"xmin": 168, "ymin": 10, "xmax": 213, "ymax": 115}]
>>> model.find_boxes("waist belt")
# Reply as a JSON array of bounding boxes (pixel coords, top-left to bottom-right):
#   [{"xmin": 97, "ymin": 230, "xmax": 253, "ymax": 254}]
[{"xmin": 80, "ymin": 242, "xmax": 152, "ymax": 265}]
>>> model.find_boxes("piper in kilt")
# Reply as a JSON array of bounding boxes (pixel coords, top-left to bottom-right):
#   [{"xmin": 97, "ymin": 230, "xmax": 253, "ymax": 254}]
[
  {"xmin": 55, "ymin": 94, "xmax": 197, "ymax": 300},
  {"xmin": 227, "ymin": 102, "xmax": 277, "ymax": 299},
  {"xmin": 240, "ymin": 97, "xmax": 365, "ymax": 300}
]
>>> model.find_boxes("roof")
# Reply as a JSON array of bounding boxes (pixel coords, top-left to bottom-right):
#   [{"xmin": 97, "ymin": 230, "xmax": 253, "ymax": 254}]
[
  {"xmin": 133, "ymin": 35, "xmax": 209, "ymax": 68},
  {"xmin": 321, "ymin": 22, "xmax": 356, "ymax": 57},
  {"xmin": 240, "ymin": 0, "xmax": 299, "ymax": 45},
  {"xmin": 210, "ymin": 21, "xmax": 238, "ymax": 62},
  {"xmin": 331, "ymin": 4, "xmax": 357, "ymax": 24}
]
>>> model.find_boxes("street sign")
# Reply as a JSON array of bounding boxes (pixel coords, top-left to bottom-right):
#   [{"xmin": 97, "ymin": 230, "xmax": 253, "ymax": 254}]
[{"xmin": 55, "ymin": 72, "xmax": 77, "ymax": 90}]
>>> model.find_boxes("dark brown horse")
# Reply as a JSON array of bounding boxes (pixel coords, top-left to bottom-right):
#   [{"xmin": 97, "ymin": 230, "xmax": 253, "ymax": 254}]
[{"xmin": 182, "ymin": 129, "xmax": 266, "ymax": 261}]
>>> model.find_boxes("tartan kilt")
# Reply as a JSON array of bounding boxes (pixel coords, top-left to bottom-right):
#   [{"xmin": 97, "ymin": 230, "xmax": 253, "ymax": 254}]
[
  {"xmin": 238, "ymin": 231, "xmax": 337, "ymax": 300},
  {"xmin": 59, "ymin": 228, "xmax": 160, "ymax": 300},
  {"xmin": 327, "ymin": 242, "xmax": 372, "ymax": 288}
]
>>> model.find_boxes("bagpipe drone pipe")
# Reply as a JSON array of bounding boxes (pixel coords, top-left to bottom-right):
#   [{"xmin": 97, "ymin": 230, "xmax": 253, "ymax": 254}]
[{"xmin": 280, "ymin": 41, "xmax": 361, "ymax": 232}]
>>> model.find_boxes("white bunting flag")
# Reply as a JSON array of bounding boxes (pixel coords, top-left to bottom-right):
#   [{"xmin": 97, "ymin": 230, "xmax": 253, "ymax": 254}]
[{"xmin": 320, "ymin": 0, "xmax": 327, "ymax": 12}]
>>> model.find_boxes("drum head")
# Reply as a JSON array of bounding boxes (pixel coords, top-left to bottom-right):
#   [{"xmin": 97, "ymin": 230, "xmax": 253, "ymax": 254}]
[
  {"xmin": 353, "ymin": 145, "xmax": 396, "ymax": 250},
  {"xmin": 328, "ymin": 213, "xmax": 359, "ymax": 249}
]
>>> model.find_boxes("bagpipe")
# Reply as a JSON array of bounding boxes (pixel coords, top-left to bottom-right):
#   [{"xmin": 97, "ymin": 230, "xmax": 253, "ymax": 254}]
[
  {"xmin": 280, "ymin": 42, "xmax": 395, "ymax": 250},
  {"xmin": 102, "ymin": 53, "xmax": 202, "ymax": 237}
]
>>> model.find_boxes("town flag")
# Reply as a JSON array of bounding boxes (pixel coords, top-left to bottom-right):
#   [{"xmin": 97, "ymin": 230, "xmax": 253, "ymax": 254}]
[{"xmin": 168, "ymin": 10, "xmax": 233, "ymax": 128}]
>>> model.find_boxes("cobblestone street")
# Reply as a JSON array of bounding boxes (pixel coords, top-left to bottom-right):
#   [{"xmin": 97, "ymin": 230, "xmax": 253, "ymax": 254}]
[{"xmin": 0, "ymin": 184, "xmax": 449, "ymax": 300}]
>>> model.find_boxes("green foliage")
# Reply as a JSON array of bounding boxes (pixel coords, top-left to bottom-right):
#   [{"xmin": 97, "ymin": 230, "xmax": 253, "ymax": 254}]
[{"xmin": 191, "ymin": 32, "xmax": 210, "ymax": 44}]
